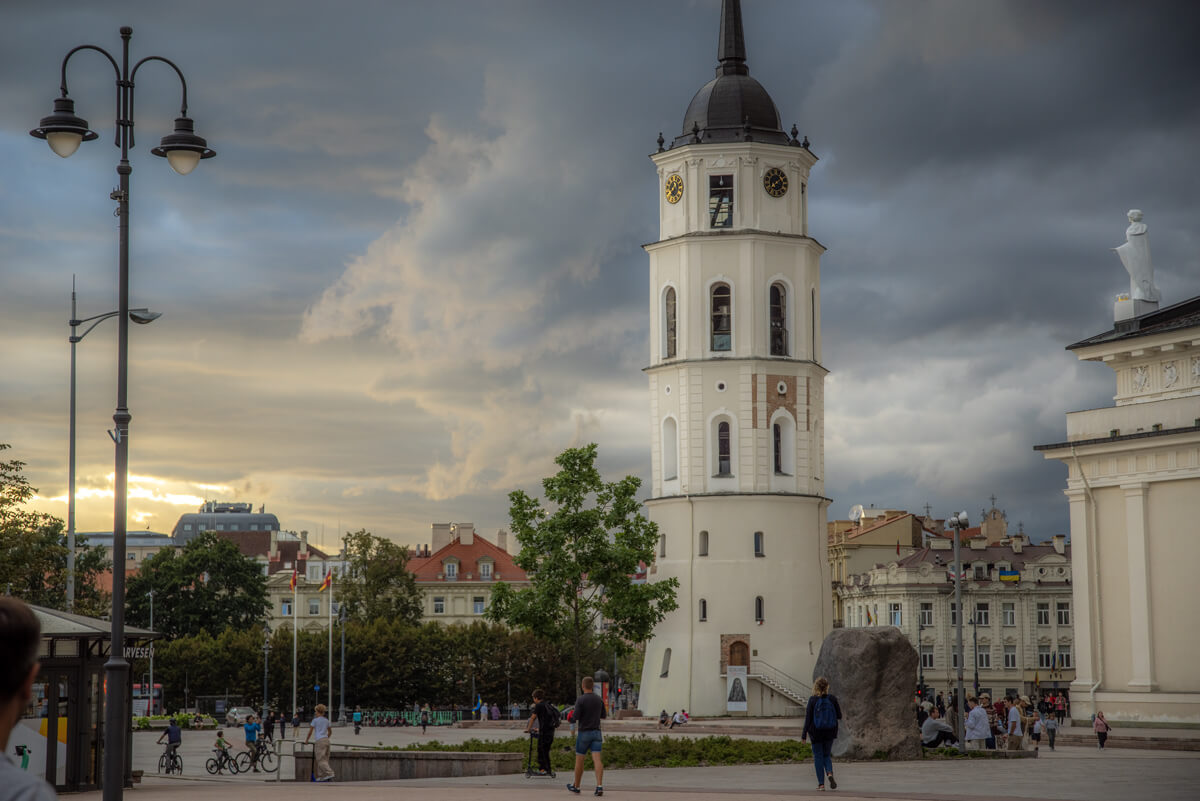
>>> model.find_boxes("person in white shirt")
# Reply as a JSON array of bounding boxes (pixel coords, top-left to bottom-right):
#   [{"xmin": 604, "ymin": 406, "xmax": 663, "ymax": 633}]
[
  {"xmin": 1006, "ymin": 696, "xmax": 1026, "ymax": 750},
  {"xmin": 0, "ymin": 598, "xmax": 58, "ymax": 801},
  {"xmin": 964, "ymin": 696, "xmax": 991, "ymax": 750},
  {"xmin": 304, "ymin": 703, "xmax": 335, "ymax": 782}
]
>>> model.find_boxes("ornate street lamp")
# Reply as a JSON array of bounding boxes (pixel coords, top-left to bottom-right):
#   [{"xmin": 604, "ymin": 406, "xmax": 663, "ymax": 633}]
[
  {"xmin": 31, "ymin": 27, "xmax": 215, "ymax": 801},
  {"xmin": 946, "ymin": 511, "xmax": 970, "ymax": 751}
]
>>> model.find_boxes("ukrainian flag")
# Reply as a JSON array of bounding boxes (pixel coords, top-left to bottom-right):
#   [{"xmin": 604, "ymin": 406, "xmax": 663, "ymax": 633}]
[{"xmin": 999, "ymin": 570, "xmax": 1020, "ymax": 582}]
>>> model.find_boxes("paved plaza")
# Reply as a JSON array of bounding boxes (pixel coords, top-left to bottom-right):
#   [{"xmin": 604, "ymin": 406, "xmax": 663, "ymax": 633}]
[{"xmin": 118, "ymin": 724, "xmax": 1200, "ymax": 801}]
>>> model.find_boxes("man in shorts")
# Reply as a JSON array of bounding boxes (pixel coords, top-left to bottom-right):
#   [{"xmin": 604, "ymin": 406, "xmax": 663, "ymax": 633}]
[{"xmin": 566, "ymin": 676, "xmax": 606, "ymax": 796}]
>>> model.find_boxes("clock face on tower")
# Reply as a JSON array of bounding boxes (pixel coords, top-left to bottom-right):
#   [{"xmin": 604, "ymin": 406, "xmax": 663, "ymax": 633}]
[
  {"xmin": 763, "ymin": 167, "xmax": 788, "ymax": 198},
  {"xmin": 664, "ymin": 173, "xmax": 684, "ymax": 204}
]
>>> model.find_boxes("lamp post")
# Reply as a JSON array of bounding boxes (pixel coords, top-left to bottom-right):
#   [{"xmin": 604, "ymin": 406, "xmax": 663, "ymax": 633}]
[
  {"xmin": 917, "ymin": 620, "xmax": 926, "ymax": 701},
  {"xmin": 67, "ymin": 279, "xmax": 159, "ymax": 611},
  {"xmin": 147, "ymin": 589, "xmax": 154, "ymax": 714},
  {"xmin": 946, "ymin": 511, "xmax": 970, "ymax": 751},
  {"xmin": 970, "ymin": 613, "xmax": 980, "ymax": 696},
  {"xmin": 32, "ymin": 27, "xmax": 215, "ymax": 801},
  {"xmin": 338, "ymin": 603, "xmax": 347, "ymax": 724},
  {"xmin": 262, "ymin": 626, "xmax": 271, "ymax": 727}
]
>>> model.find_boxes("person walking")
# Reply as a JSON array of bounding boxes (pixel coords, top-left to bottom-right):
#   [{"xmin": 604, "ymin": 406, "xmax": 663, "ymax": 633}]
[
  {"xmin": 964, "ymin": 696, "xmax": 990, "ymax": 751},
  {"xmin": 420, "ymin": 703, "xmax": 430, "ymax": 735},
  {"xmin": 305, "ymin": 703, "xmax": 335, "ymax": 782},
  {"xmin": 0, "ymin": 598, "xmax": 57, "ymax": 801},
  {"xmin": 1055, "ymin": 692, "xmax": 1067, "ymax": 726},
  {"xmin": 1044, "ymin": 712, "xmax": 1058, "ymax": 750},
  {"xmin": 264, "ymin": 710, "xmax": 276, "ymax": 742},
  {"xmin": 1094, "ymin": 710, "xmax": 1112, "ymax": 749},
  {"xmin": 566, "ymin": 676, "xmax": 606, "ymax": 796},
  {"xmin": 525, "ymin": 689, "xmax": 557, "ymax": 776},
  {"xmin": 279, "ymin": 711, "xmax": 287, "ymax": 740},
  {"xmin": 1006, "ymin": 697, "xmax": 1025, "ymax": 751},
  {"xmin": 801, "ymin": 676, "xmax": 842, "ymax": 792}
]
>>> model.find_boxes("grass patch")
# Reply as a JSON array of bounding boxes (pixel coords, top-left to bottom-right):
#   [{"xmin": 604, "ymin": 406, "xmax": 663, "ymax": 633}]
[{"xmin": 395, "ymin": 735, "xmax": 812, "ymax": 770}]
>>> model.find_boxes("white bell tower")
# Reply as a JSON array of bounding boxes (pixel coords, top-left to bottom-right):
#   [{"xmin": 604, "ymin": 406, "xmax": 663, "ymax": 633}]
[{"xmin": 638, "ymin": 0, "xmax": 831, "ymax": 717}]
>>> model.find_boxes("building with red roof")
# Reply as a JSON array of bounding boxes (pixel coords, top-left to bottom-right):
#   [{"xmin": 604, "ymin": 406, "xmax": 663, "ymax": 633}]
[{"xmin": 406, "ymin": 522, "xmax": 529, "ymax": 624}]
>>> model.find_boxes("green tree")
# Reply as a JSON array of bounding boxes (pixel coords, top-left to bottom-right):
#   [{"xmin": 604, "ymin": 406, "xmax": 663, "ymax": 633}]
[
  {"xmin": 486, "ymin": 444, "xmax": 679, "ymax": 688},
  {"xmin": 126, "ymin": 532, "xmax": 268, "ymax": 637},
  {"xmin": 338, "ymin": 529, "xmax": 422, "ymax": 625},
  {"xmin": 0, "ymin": 444, "xmax": 110, "ymax": 615}
]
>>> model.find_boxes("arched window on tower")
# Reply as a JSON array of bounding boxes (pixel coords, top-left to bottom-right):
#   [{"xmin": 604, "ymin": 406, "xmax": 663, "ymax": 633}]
[
  {"xmin": 773, "ymin": 423, "xmax": 783, "ymax": 473},
  {"xmin": 664, "ymin": 286, "xmax": 677, "ymax": 359},
  {"xmin": 711, "ymin": 283, "xmax": 732, "ymax": 351},
  {"xmin": 770, "ymin": 283, "xmax": 788, "ymax": 356},
  {"xmin": 699, "ymin": 598, "xmax": 707, "ymax": 622},
  {"xmin": 771, "ymin": 412, "xmax": 795, "ymax": 477},
  {"xmin": 662, "ymin": 417, "xmax": 678, "ymax": 480},
  {"xmin": 698, "ymin": 530, "xmax": 709, "ymax": 556},
  {"xmin": 753, "ymin": 531, "xmax": 765, "ymax": 556},
  {"xmin": 660, "ymin": 648, "xmax": 672, "ymax": 678},
  {"xmin": 717, "ymin": 421, "xmax": 732, "ymax": 476},
  {"xmin": 754, "ymin": 595, "xmax": 765, "ymax": 623}
]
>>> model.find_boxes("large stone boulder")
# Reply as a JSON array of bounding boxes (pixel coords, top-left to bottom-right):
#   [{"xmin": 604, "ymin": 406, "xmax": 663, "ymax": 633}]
[{"xmin": 812, "ymin": 627, "xmax": 920, "ymax": 760}]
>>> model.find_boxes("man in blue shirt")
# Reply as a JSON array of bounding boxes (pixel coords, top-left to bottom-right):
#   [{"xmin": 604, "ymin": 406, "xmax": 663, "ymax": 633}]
[
  {"xmin": 157, "ymin": 719, "xmax": 182, "ymax": 759},
  {"xmin": 243, "ymin": 714, "xmax": 262, "ymax": 771}
]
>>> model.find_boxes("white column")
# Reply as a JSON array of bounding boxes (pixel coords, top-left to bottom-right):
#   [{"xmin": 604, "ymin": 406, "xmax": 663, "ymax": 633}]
[
  {"xmin": 1122, "ymin": 482, "xmax": 1156, "ymax": 691},
  {"xmin": 1065, "ymin": 489, "xmax": 1096, "ymax": 692}
]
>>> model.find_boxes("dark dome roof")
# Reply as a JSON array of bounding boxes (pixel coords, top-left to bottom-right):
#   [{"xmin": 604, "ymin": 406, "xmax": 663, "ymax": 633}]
[
  {"xmin": 670, "ymin": 0, "xmax": 790, "ymax": 148},
  {"xmin": 677, "ymin": 73, "xmax": 787, "ymax": 146}
]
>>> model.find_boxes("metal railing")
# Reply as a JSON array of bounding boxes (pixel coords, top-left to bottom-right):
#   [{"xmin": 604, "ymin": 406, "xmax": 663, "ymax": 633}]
[{"xmin": 749, "ymin": 658, "xmax": 812, "ymax": 705}]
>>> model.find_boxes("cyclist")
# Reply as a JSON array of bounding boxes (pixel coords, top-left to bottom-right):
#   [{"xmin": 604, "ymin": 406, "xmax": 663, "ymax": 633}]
[
  {"xmin": 212, "ymin": 730, "xmax": 234, "ymax": 772},
  {"xmin": 243, "ymin": 713, "xmax": 262, "ymax": 772},
  {"xmin": 157, "ymin": 718, "xmax": 182, "ymax": 767}
]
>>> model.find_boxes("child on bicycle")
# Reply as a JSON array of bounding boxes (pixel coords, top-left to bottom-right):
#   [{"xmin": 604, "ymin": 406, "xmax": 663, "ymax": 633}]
[{"xmin": 214, "ymin": 730, "xmax": 231, "ymax": 756}]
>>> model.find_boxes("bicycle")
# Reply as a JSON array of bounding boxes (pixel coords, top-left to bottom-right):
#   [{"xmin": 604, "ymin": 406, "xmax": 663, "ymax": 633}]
[
  {"xmin": 157, "ymin": 746, "xmax": 183, "ymax": 775},
  {"xmin": 235, "ymin": 740, "xmax": 277, "ymax": 773},
  {"xmin": 205, "ymin": 749, "xmax": 240, "ymax": 775}
]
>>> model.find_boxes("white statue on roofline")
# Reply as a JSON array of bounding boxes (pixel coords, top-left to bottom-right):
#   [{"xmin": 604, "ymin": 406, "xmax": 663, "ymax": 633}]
[{"xmin": 1113, "ymin": 209, "xmax": 1160, "ymax": 302}]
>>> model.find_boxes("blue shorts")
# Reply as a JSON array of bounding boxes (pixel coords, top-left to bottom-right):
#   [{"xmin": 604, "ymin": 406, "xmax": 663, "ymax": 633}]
[{"xmin": 575, "ymin": 729, "xmax": 603, "ymax": 754}]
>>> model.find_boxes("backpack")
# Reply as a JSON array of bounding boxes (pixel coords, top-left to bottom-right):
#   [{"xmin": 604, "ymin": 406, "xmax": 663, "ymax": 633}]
[
  {"xmin": 813, "ymin": 696, "xmax": 837, "ymax": 730},
  {"xmin": 547, "ymin": 705, "xmax": 562, "ymax": 730}
]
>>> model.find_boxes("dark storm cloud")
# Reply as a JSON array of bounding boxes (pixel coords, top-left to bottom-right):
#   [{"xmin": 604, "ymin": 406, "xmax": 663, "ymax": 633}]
[{"xmin": 2, "ymin": 0, "xmax": 1196, "ymax": 542}]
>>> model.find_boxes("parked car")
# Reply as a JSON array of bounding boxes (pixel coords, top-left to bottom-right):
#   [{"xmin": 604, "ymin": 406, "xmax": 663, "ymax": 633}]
[{"xmin": 225, "ymin": 707, "xmax": 256, "ymax": 726}]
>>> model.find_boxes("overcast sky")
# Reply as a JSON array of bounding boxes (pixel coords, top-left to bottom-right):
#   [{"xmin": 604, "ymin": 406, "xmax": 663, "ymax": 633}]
[{"xmin": 2, "ymin": 0, "xmax": 1197, "ymax": 553}]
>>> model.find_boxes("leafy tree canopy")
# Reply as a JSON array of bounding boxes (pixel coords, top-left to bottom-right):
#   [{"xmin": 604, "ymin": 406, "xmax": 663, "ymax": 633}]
[
  {"xmin": 486, "ymin": 443, "xmax": 678, "ymax": 687},
  {"xmin": 338, "ymin": 529, "xmax": 422, "ymax": 625},
  {"xmin": 0, "ymin": 444, "xmax": 110, "ymax": 616},
  {"xmin": 126, "ymin": 531, "xmax": 268, "ymax": 637}
]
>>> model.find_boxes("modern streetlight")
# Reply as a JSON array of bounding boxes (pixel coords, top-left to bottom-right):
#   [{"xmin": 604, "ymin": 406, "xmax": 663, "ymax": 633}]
[
  {"xmin": 31, "ymin": 27, "xmax": 215, "ymax": 801},
  {"xmin": 66, "ymin": 278, "xmax": 160, "ymax": 611},
  {"xmin": 917, "ymin": 620, "xmax": 927, "ymax": 702},
  {"xmin": 946, "ymin": 510, "xmax": 970, "ymax": 751},
  {"xmin": 147, "ymin": 589, "xmax": 155, "ymax": 714},
  {"xmin": 338, "ymin": 603, "xmax": 347, "ymax": 724}
]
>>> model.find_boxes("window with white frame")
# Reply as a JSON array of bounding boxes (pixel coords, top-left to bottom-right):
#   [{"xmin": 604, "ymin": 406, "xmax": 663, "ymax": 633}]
[
  {"xmin": 1038, "ymin": 645, "xmax": 1052, "ymax": 668},
  {"xmin": 977, "ymin": 646, "xmax": 991, "ymax": 668},
  {"xmin": 919, "ymin": 602, "xmax": 933, "ymax": 627},
  {"xmin": 974, "ymin": 602, "xmax": 989, "ymax": 626},
  {"xmin": 281, "ymin": 600, "xmax": 292, "ymax": 617},
  {"xmin": 708, "ymin": 174, "xmax": 733, "ymax": 229},
  {"xmin": 1003, "ymin": 645, "xmax": 1017, "ymax": 669},
  {"xmin": 444, "ymin": 562, "xmax": 457, "ymax": 580},
  {"xmin": 973, "ymin": 563, "xmax": 986, "ymax": 580},
  {"xmin": 753, "ymin": 531, "xmax": 765, "ymax": 557},
  {"xmin": 1059, "ymin": 646, "xmax": 1072, "ymax": 668},
  {"xmin": 952, "ymin": 645, "xmax": 960, "ymax": 669},
  {"xmin": 1056, "ymin": 602, "xmax": 1071, "ymax": 625},
  {"xmin": 920, "ymin": 645, "xmax": 934, "ymax": 668},
  {"xmin": 1003, "ymin": 602, "xmax": 1016, "ymax": 626},
  {"xmin": 1037, "ymin": 602, "xmax": 1050, "ymax": 625},
  {"xmin": 716, "ymin": 420, "xmax": 732, "ymax": 475},
  {"xmin": 889, "ymin": 603, "xmax": 902, "ymax": 627},
  {"xmin": 309, "ymin": 599, "xmax": 320, "ymax": 616},
  {"xmin": 769, "ymin": 283, "xmax": 788, "ymax": 356},
  {"xmin": 433, "ymin": 596, "xmax": 445, "ymax": 614},
  {"xmin": 950, "ymin": 601, "xmax": 958, "ymax": 626},
  {"xmin": 473, "ymin": 596, "xmax": 485, "ymax": 615},
  {"xmin": 664, "ymin": 286, "xmax": 677, "ymax": 359},
  {"xmin": 479, "ymin": 561, "xmax": 492, "ymax": 579}
]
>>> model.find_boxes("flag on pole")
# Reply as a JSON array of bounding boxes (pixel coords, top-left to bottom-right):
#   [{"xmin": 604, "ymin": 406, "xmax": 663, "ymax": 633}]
[
  {"xmin": 998, "ymin": 570, "xmax": 1020, "ymax": 582},
  {"xmin": 1034, "ymin": 670, "xmax": 1040, "ymax": 688},
  {"xmin": 289, "ymin": 568, "xmax": 298, "ymax": 591},
  {"xmin": 896, "ymin": 540, "xmax": 900, "ymax": 556},
  {"xmin": 318, "ymin": 569, "xmax": 332, "ymax": 592},
  {"xmin": 866, "ymin": 607, "xmax": 873, "ymax": 625}
]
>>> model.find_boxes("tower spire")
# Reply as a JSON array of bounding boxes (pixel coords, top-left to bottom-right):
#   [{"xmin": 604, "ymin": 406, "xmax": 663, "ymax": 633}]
[{"xmin": 717, "ymin": 0, "xmax": 749, "ymax": 76}]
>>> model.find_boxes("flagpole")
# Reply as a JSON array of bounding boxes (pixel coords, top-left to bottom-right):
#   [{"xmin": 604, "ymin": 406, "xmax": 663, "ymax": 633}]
[{"xmin": 327, "ymin": 571, "xmax": 333, "ymax": 716}]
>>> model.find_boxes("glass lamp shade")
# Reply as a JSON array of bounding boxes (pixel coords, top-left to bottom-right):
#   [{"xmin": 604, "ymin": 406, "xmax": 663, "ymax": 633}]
[
  {"xmin": 151, "ymin": 117, "xmax": 216, "ymax": 175},
  {"xmin": 165, "ymin": 150, "xmax": 201, "ymax": 175},
  {"xmin": 46, "ymin": 131, "xmax": 84, "ymax": 158},
  {"xmin": 30, "ymin": 96, "xmax": 97, "ymax": 157}
]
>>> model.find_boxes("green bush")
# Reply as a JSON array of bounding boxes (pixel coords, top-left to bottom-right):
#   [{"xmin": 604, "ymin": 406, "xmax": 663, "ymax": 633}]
[
  {"xmin": 397, "ymin": 735, "xmax": 812, "ymax": 770},
  {"xmin": 135, "ymin": 717, "xmax": 151, "ymax": 730}
]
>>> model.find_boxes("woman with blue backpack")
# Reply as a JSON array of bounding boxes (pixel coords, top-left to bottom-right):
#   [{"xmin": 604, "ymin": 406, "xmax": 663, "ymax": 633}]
[{"xmin": 801, "ymin": 676, "xmax": 843, "ymax": 791}]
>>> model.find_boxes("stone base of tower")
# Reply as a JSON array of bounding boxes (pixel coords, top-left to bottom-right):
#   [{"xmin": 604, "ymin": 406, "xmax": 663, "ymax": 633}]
[{"xmin": 637, "ymin": 494, "xmax": 830, "ymax": 718}]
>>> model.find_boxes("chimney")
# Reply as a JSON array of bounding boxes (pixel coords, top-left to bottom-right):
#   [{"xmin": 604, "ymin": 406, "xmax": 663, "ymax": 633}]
[
  {"xmin": 1011, "ymin": 537, "xmax": 1023, "ymax": 554},
  {"xmin": 454, "ymin": 523, "xmax": 475, "ymax": 546},
  {"xmin": 1052, "ymin": 534, "xmax": 1066, "ymax": 555},
  {"xmin": 969, "ymin": 535, "xmax": 987, "ymax": 550},
  {"xmin": 300, "ymin": 530, "xmax": 309, "ymax": 556},
  {"xmin": 496, "ymin": 529, "xmax": 508, "ymax": 553},
  {"xmin": 270, "ymin": 530, "xmax": 279, "ymax": 560},
  {"xmin": 431, "ymin": 523, "xmax": 452, "ymax": 553},
  {"xmin": 930, "ymin": 537, "xmax": 952, "ymax": 551}
]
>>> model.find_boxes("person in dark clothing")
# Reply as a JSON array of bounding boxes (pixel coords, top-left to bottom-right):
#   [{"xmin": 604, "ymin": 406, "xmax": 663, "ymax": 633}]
[
  {"xmin": 264, "ymin": 711, "xmax": 276, "ymax": 742},
  {"xmin": 566, "ymin": 676, "xmax": 606, "ymax": 797},
  {"xmin": 525, "ymin": 689, "xmax": 556, "ymax": 775},
  {"xmin": 801, "ymin": 676, "xmax": 843, "ymax": 792}
]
